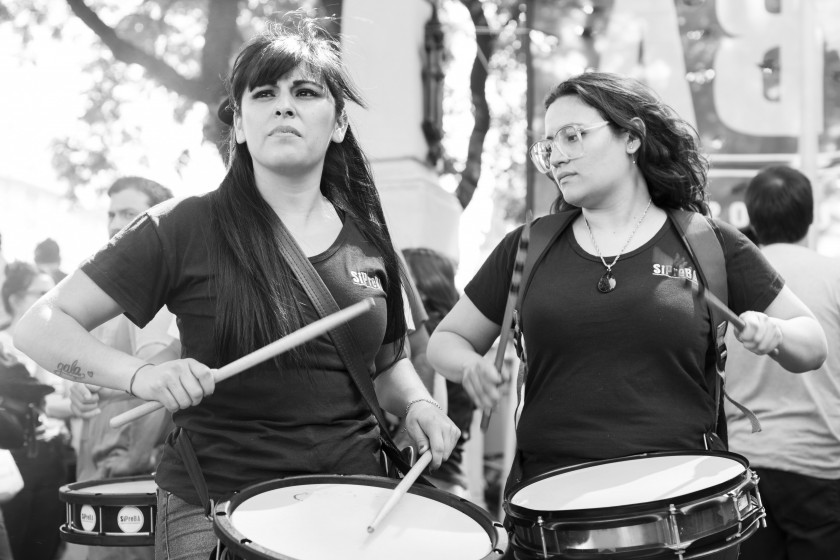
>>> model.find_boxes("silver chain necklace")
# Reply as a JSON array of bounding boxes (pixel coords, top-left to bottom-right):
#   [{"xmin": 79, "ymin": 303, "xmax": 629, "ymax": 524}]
[{"xmin": 583, "ymin": 198, "xmax": 653, "ymax": 293}]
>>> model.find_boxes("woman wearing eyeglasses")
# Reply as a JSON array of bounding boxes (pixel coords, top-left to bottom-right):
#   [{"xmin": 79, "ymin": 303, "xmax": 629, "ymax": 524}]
[{"xmin": 427, "ymin": 71, "xmax": 826, "ymax": 559}]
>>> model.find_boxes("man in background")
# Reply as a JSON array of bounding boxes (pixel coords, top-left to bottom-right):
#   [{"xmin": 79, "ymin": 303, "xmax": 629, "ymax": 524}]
[
  {"xmin": 68, "ymin": 176, "xmax": 179, "ymax": 560},
  {"xmin": 725, "ymin": 165, "xmax": 840, "ymax": 560},
  {"xmin": 34, "ymin": 238, "xmax": 68, "ymax": 284}
]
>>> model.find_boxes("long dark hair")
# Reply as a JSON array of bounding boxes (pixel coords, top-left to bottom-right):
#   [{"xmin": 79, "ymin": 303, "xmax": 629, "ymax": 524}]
[
  {"xmin": 543, "ymin": 72, "xmax": 709, "ymax": 215},
  {"xmin": 209, "ymin": 13, "xmax": 407, "ymax": 367}
]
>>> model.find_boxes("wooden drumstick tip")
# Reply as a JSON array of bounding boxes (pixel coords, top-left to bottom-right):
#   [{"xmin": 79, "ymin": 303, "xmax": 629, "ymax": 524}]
[{"xmin": 366, "ymin": 450, "xmax": 432, "ymax": 535}]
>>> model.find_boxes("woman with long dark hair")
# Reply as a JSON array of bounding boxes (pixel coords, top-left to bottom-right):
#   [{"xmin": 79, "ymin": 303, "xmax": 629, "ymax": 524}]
[{"xmin": 15, "ymin": 13, "xmax": 458, "ymax": 558}]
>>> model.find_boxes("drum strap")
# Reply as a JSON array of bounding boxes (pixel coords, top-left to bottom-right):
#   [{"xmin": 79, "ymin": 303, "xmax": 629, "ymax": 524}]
[
  {"xmin": 273, "ymin": 217, "xmax": 432, "ymax": 485},
  {"xmin": 172, "ymin": 426, "xmax": 214, "ymax": 518}
]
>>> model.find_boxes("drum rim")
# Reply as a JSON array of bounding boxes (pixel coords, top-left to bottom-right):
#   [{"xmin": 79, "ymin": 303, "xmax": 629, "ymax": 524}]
[
  {"xmin": 213, "ymin": 474, "xmax": 506, "ymax": 560},
  {"xmin": 504, "ymin": 450, "xmax": 751, "ymax": 521},
  {"xmin": 59, "ymin": 474, "xmax": 157, "ymax": 505}
]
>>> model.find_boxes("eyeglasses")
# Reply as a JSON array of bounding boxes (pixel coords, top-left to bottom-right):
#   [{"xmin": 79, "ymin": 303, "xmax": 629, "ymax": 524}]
[{"xmin": 529, "ymin": 121, "xmax": 610, "ymax": 173}]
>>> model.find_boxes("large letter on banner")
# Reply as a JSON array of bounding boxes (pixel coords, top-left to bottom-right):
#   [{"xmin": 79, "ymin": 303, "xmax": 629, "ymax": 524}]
[
  {"xmin": 714, "ymin": 0, "xmax": 808, "ymax": 136},
  {"xmin": 600, "ymin": 0, "xmax": 696, "ymax": 128}
]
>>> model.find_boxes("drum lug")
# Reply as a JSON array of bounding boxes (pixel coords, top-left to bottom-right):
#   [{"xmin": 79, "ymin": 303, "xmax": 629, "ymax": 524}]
[
  {"xmin": 204, "ymin": 498, "xmax": 216, "ymax": 522},
  {"xmin": 492, "ymin": 522, "xmax": 509, "ymax": 557},
  {"xmin": 753, "ymin": 475, "xmax": 767, "ymax": 529},
  {"xmin": 537, "ymin": 515, "xmax": 549, "ymax": 559},
  {"xmin": 667, "ymin": 504, "xmax": 687, "ymax": 560}
]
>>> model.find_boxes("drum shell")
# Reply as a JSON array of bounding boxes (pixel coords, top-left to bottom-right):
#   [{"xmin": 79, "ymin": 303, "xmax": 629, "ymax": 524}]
[
  {"xmin": 213, "ymin": 474, "xmax": 507, "ymax": 560},
  {"xmin": 503, "ymin": 451, "xmax": 765, "ymax": 559},
  {"xmin": 59, "ymin": 475, "xmax": 157, "ymax": 546}
]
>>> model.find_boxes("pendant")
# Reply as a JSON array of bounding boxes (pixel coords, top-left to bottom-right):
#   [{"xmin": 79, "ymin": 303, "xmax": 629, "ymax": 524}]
[{"xmin": 597, "ymin": 270, "xmax": 616, "ymax": 293}]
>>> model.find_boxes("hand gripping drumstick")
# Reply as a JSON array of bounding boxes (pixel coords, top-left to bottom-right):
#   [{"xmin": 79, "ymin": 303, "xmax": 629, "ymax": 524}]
[
  {"xmin": 480, "ymin": 215, "xmax": 531, "ymax": 432},
  {"xmin": 691, "ymin": 280, "xmax": 779, "ymax": 357},
  {"xmin": 110, "ymin": 298, "xmax": 376, "ymax": 429},
  {"xmin": 367, "ymin": 450, "xmax": 432, "ymax": 534}
]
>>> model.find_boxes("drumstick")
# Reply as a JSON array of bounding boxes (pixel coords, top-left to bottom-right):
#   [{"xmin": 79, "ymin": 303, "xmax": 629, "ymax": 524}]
[
  {"xmin": 691, "ymin": 280, "xmax": 779, "ymax": 356},
  {"xmin": 367, "ymin": 450, "xmax": 432, "ymax": 534},
  {"xmin": 480, "ymin": 214, "xmax": 531, "ymax": 432},
  {"xmin": 692, "ymin": 279, "xmax": 745, "ymax": 330},
  {"xmin": 110, "ymin": 298, "xmax": 375, "ymax": 429}
]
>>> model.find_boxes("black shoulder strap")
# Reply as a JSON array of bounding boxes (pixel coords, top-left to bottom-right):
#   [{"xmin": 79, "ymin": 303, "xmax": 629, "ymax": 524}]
[
  {"xmin": 273, "ymin": 220, "xmax": 431, "ymax": 484},
  {"xmin": 667, "ymin": 210, "xmax": 728, "ymax": 371},
  {"xmin": 511, "ymin": 209, "xmax": 580, "ymax": 391},
  {"xmin": 516, "ymin": 209, "xmax": 582, "ymax": 320},
  {"xmin": 667, "ymin": 210, "xmax": 761, "ymax": 436}
]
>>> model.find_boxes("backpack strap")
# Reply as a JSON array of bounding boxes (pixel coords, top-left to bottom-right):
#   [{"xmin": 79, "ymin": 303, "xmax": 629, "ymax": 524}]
[
  {"xmin": 511, "ymin": 209, "xmax": 580, "ymax": 401},
  {"xmin": 667, "ymin": 210, "xmax": 761, "ymax": 438}
]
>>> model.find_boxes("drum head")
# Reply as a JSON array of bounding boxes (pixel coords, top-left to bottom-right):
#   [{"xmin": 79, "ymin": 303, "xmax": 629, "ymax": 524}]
[
  {"xmin": 59, "ymin": 475, "xmax": 157, "ymax": 505},
  {"xmin": 214, "ymin": 475, "xmax": 504, "ymax": 560},
  {"xmin": 509, "ymin": 451, "xmax": 747, "ymax": 512}
]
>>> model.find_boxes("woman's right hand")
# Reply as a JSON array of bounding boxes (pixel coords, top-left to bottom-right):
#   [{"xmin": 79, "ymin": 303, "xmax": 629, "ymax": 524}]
[
  {"xmin": 130, "ymin": 359, "xmax": 215, "ymax": 412},
  {"xmin": 461, "ymin": 354, "xmax": 508, "ymax": 410}
]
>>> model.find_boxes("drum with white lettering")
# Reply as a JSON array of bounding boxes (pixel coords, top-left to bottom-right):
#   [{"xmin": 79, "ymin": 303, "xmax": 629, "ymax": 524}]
[
  {"xmin": 59, "ymin": 475, "xmax": 157, "ymax": 546},
  {"xmin": 504, "ymin": 451, "xmax": 765, "ymax": 559},
  {"xmin": 213, "ymin": 474, "xmax": 507, "ymax": 560}
]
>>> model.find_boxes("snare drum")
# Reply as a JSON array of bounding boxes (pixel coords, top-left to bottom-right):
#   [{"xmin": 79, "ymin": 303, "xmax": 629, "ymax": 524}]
[
  {"xmin": 213, "ymin": 474, "xmax": 507, "ymax": 560},
  {"xmin": 504, "ymin": 451, "xmax": 765, "ymax": 559},
  {"xmin": 59, "ymin": 475, "xmax": 157, "ymax": 546}
]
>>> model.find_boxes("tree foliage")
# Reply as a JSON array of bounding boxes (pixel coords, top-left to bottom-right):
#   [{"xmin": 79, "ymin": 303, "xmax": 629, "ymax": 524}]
[
  {"xmin": 1, "ymin": 0, "xmax": 527, "ymax": 222},
  {"xmin": 442, "ymin": 0, "xmax": 528, "ymax": 221},
  {"xmin": 1, "ymin": 0, "xmax": 341, "ymax": 198}
]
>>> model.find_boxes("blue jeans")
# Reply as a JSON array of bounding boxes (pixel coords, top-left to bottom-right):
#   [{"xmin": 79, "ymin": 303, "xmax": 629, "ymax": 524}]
[{"xmin": 156, "ymin": 491, "xmax": 217, "ymax": 560}]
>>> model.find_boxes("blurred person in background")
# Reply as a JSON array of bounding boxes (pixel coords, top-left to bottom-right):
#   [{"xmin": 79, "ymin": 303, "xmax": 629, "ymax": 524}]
[
  {"xmin": 403, "ymin": 247, "xmax": 474, "ymax": 498},
  {"xmin": 0, "ymin": 234, "xmax": 9, "ymax": 331},
  {"xmin": 726, "ymin": 165, "xmax": 840, "ymax": 560},
  {"xmin": 0, "ymin": 261, "xmax": 70, "ymax": 560},
  {"xmin": 34, "ymin": 238, "xmax": 68, "ymax": 285},
  {"xmin": 68, "ymin": 176, "xmax": 179, "ymax": 560}
]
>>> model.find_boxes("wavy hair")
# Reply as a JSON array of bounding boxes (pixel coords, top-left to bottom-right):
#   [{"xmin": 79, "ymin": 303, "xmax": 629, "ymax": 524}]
[
  {"xmin": 543, "ymin": 72, "xmax": 709, "ymax": 214},
  {"xmin": 209, "ymin": 13, "xmax": 407, "ymax": 368}
]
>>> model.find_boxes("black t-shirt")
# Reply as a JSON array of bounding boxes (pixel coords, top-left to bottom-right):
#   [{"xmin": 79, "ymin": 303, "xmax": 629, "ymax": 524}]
[
  {"xmin": 465, "ymin": 215, "xmax": 783, "ymax": 480},
  {"xmin": 82, "ymin": 193, "xmax": 402, "ymax": 503}
]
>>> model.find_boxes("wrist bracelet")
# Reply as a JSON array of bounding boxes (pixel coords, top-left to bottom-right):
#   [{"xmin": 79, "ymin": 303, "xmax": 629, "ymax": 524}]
[
  {"xmin": 405, "ymin": 398, "xmax": 442, "ymax": 418},
  {"xmin": 127, "ymin": 363, "xmax": 153, "ymax": 397}
]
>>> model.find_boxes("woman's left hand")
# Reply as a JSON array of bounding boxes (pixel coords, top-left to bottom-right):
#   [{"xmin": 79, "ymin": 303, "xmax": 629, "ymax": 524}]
[
  {"xmin": 735, "ymin": 311, "xmax": 783, "ymax": 356},
  {"xmin": 403, "ymin": 401, "xmax": 461, "ymax": 470}
]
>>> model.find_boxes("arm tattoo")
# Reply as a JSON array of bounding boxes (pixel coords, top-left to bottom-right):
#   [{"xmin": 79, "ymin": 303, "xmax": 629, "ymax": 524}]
[{"xmin": 54, "ymin": 360, "xmax": 93, "ymax": 381}]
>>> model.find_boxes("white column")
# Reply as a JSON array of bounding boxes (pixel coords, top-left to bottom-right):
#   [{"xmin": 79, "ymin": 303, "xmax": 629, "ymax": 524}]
[{"xmin": 341, "ymin": 0, "xmax": 461, "ymax": 262}]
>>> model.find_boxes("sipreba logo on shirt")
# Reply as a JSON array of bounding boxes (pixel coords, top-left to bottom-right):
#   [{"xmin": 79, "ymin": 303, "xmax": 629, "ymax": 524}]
[
  {"xmin": 652, "ymin": 248, "xmax": 696, "ymax": 282},
  {"xmin": 652, "ymin": 263, "xmax": 696, "ymax": 281},
  {"xmin": 351, "ymin": 271, "xmax": 382, "ymax": 290}
]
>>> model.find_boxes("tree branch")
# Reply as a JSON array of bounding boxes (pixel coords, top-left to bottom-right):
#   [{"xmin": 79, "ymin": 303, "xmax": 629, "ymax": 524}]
[
  {"xmin": 202, "ymin": 0, "xmax": 240, "ymax": 103},
  {"xmin": 66, "ymin": 0, "xmax": 214, "ymax": 104},
  {"xmin": 455, "ymin": 0, "xmax": 493, "ymax": 210}
]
